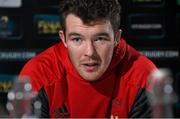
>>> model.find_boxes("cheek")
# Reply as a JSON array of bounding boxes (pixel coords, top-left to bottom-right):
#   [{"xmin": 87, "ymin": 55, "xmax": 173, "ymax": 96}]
[
  {"xmin": 100, "ymin": 45, "xmax": 115, "ymax": 63},
  {"xmin": 67, "ymin": 47, "xmax": 81, "ymax": 65}
]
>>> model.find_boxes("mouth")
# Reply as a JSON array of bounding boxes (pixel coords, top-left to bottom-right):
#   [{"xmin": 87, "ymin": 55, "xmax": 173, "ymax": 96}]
[{"xmin": 81, "ymin": 62, "xmax": 100, "ymax": 72}]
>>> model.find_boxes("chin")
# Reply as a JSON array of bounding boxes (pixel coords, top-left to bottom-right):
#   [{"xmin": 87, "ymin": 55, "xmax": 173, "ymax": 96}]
[
  {"xmin": 81, "ymin": 75, "xmax": 102, "ymax": 82},
  {"xmin": 84, "ymin": 78, "xmax": 99, "ymax": 82},
  {"xmin": 78, "ymin": 69, "xmax": 103, "ymax": 82}
]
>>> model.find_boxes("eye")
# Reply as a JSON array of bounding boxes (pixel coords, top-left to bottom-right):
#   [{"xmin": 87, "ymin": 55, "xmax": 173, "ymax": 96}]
[
  {"xmin": 94, "ymin": 37, "xmax": 109, "ymax": 43},
  {"xmin": 71, "ymin": 37, "xmax": 82, "ymax": 45}
]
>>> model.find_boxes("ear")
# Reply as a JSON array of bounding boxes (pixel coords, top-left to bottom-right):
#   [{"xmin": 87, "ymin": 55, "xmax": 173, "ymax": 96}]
[
  {"xmin": 114, "ymin": 29, "xmax": 122, "ymax": 46},
  {"xmin": 59, "ymin": 30, "xmax": 67, "ymax": 47}
]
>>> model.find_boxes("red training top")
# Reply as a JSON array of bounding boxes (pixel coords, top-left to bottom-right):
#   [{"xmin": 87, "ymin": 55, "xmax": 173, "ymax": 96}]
[{"xmin": 19, "ymin": 38, "xmax": 157, "ymax": 118}]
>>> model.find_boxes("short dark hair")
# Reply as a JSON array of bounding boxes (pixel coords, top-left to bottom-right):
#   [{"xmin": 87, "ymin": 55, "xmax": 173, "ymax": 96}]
[{"xmin": 59, "ymin": 0, "xmax": 121, "ymax": 33}]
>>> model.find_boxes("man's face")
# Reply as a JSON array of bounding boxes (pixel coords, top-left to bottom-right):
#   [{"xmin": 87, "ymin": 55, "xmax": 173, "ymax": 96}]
[{"xmin": 60, "ymin": 14, "xmax": 120, "ymax": 81}]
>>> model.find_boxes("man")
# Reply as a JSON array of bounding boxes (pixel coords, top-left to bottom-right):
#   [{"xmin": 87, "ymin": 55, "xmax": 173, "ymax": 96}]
[{"xmin": 19, "ymin": 0, "xmax": 157, "ymax": 118}]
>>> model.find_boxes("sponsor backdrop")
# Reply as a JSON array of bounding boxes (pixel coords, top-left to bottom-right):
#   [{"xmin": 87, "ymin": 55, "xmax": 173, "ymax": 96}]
[{"xmin": 0, "ymin": 0, "xmax": 180, "ymax": 117}]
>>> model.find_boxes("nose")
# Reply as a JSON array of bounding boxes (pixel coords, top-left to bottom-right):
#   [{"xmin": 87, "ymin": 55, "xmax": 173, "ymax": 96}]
[{"xmin": 84, "ymin": 41, "xmax": 96, "ymax": 57}]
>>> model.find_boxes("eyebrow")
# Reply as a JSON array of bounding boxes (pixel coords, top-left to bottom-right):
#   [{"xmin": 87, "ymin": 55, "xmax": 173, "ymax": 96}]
[
  {"xmin": 68, "ymin": 32, "xmax": 83, "ymax": 37},
  {"xmin": 68, "ymin": 32, "xmax": 110, "ymax": 37},
  {"xmin": 94, "ymin": 32, "xmax": 110, "ymax": 37}
]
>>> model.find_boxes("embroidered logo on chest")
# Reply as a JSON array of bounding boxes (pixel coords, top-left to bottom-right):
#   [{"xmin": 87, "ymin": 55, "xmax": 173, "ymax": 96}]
[{"xmin": 53, "ymin": 104, "xmax": 70, "ymax": 118}]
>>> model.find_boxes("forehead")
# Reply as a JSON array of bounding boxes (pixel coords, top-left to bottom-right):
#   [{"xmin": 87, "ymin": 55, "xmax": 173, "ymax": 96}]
[{"xmin": 65, "ymin": 14, "xmax": 113, "ymax": 33}]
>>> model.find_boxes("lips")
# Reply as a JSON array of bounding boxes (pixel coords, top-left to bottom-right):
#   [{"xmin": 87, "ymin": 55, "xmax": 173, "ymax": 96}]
[{"xmin": 81, "ymin": 62, "xmax": 100, "ymax": 72}]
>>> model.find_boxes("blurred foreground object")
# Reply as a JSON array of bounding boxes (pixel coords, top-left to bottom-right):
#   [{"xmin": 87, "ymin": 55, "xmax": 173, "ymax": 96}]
[
  {"xmin": 147, "ymin": 68, "xmax": 178, "ymax": 118},
  {"xmin": 6, "ymin": 77, "xmax": 39, "ymax": 118}
]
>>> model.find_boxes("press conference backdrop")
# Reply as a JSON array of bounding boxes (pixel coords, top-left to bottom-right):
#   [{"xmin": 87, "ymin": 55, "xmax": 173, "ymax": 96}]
[{"xmin": 0, "ymin": 0, "xmax": 180, "ymax": 117}]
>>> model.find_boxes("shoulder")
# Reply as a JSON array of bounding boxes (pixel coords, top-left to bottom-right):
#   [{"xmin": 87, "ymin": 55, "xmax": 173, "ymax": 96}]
[
  {"xmin": 33, "ymin": 42, "xmax": 65, "ymax": 64},
  {"xmin": 133, "ymin": 55, "xmax": 157, "ymax": 73},
  {"xmin": 19, "ymin": 42, "xmax": 66, "ymax": 91},
  {"xmin": 125, "ymin": 56, "xmax": 156, "ymax": 89},
  {"xmin": 119, "ymin": 42, "xmax": 157, "ymax": 88},
  {"xmin": 20, "ymin": 42, "xmax": 65, "ymax": 75}
]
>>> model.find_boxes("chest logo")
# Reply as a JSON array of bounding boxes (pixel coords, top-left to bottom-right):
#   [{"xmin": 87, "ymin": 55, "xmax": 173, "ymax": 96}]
[{"xmin": 53, "ymin": 104, "xmax": 70, "ymax": 118}]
